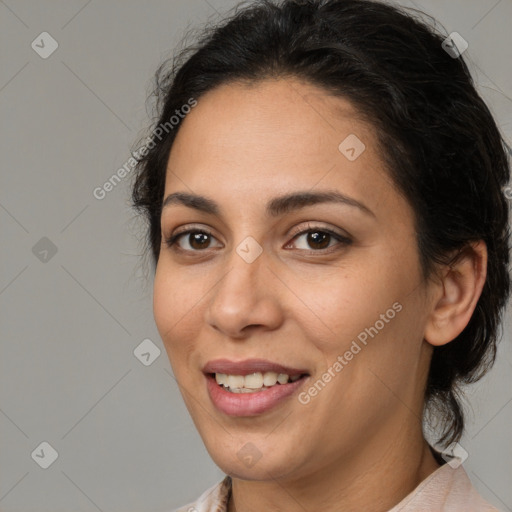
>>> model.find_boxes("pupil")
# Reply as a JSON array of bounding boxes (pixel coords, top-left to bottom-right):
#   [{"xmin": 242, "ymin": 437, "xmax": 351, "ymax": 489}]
[
  {"xmin": 190, "ymin": 233, "xmax": 209, "ymax": 249},
  {"xmin": 308, "ymin": 231, "xmax": 330, "ymax": 249}
]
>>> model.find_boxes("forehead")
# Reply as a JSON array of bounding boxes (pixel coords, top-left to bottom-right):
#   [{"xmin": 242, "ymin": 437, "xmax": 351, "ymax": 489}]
[
  {"xmin": 163, "ymin": 78, "xmax": 398, "ymax": 217},
  {"xmin": 168, "ymin": 77, "xmax": 371, "ymax": 163}
]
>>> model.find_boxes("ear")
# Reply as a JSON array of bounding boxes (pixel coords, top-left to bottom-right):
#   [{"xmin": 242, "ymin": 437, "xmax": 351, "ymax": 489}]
[{"xmin": 424, "ymin": 241, "xmax": 487, "ymax": 347}]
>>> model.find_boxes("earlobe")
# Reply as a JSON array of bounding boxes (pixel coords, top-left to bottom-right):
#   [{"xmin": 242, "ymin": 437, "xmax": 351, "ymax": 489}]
[{"xmin": 424, "ymin": 241, "xmax": 487, "ymax": 347}]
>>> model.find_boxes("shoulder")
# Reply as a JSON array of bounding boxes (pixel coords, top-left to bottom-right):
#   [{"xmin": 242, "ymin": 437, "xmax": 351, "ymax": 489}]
[
  {"xmin": 172, "ymin": 475, "xmax": 232, "ymax": 512},
  {"xmin": 388, "ymin": 463, "xmax": 501, "ymax": 512},
  {"xmin": 171, "ymin": 466, "xmax": 501, "ymax": 512}
]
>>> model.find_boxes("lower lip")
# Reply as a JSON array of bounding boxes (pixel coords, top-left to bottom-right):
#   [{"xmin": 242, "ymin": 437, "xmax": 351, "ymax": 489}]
[{"xmin": 205, "ymin": 374, "xmax": 308, "ymax": 416}]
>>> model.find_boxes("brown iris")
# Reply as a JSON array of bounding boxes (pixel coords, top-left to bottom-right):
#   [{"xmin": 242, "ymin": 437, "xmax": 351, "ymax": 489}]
[
  {"xmin": 189, "ymin": 232, "xmax": 211, "ymax": 250},
  {"xmin": 306, "ymin": 231, "xmax": 330, "ymax": 249}
]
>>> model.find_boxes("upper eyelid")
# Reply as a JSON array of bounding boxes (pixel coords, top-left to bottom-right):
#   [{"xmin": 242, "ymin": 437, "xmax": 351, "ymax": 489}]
[
  {"xmin": 288, "ymin": 222, "xmax": 349, "ymax": 239},
  {"xmin": 169, "ymin": 222, "xmax": 348, "ymax": 240},
  {"xmin": 172, "ymin": 224, "xmax": 215, "ymax": 236}
]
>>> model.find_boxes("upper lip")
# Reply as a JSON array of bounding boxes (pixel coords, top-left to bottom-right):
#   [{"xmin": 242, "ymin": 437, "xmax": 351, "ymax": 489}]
[{"xmin": 203, "ymin": 358, "xmax": 309, "ymax": 377}]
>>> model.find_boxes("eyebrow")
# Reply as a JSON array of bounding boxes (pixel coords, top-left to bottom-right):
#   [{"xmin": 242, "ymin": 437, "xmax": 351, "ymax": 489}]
[{"xmin": 161, "ymin": 190, "xmax": 375, "ymax": 218}]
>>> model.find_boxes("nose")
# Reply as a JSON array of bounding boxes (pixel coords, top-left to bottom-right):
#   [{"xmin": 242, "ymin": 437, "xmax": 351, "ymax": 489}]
[{"xmin": 204, "ymin": 247, "xmax": 284, "ymax": 339}]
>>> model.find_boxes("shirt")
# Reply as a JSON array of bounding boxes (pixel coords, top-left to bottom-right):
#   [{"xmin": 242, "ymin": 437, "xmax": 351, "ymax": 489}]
[{"xmin": 172, "ymin": 463, "xmax": 501, "ymax": 512}]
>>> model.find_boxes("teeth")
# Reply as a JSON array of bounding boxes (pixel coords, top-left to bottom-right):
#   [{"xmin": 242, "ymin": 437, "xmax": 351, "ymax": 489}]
[
  {"xmin": 227, "ymin": 375, "xmax": 245, "ymax": 389},
  {"xmin": 277, "ymin": 373, "xmax": 289, "ymax": 384},
  {"xmin": 244, "ymin": 372, "xmax": 264, "ymax": 389},
  {"xmin": 263, "ymin": 371, "xmax": 278, "ymax": 386},
  {"xmin": 214, "ymin": 371, "xmax": 303, "ymax": 391},
  {"xmin": 230, "ymin": 387, "xmax": 262, "ymax": 394},
  {"xmin": 215, "ymin": 373, "xmax": 227, "ymax": 386}
]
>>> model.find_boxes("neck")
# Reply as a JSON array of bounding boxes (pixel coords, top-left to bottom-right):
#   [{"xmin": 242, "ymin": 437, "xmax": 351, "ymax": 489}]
[{"xmin": 227, "ymin": 424, "xmax": 440, "ymax": 512}]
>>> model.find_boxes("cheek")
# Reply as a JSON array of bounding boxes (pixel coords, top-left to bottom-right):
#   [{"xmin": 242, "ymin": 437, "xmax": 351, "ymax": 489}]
[
  {"xmin": 298, "ymin": 267, "xmax": 405, "ymax": 353},
  {"xmin": 152, "ymin": 264, "xmax": 201, "ymax": 364},
  {"xmin": 153, "ymin": 267, "xmax": 174, "ymax": 341},
  {"xmin": 297, "ymin": 244, "xmax": 423, "ymax": 381}
]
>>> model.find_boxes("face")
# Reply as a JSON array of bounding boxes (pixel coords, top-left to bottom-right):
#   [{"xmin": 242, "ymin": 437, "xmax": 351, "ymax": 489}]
[{"xmin": 153, "ymin": 78, "xmax": 435, "ymax": 481}]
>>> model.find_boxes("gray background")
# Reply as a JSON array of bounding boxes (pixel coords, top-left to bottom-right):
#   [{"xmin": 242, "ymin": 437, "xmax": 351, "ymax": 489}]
[{"xmin": 1, "ymin": 0, "xmax": 511, "ymax": 511}]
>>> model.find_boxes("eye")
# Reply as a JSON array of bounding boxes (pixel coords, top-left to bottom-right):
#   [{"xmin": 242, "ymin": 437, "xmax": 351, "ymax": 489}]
[
  {"xmin": 164, "ymin": 229, "xmax": 222, "ymax": 252},
  {"xmin": 164, "ymin": 224, "xmax": 352, "ymax": 254},
  {"xmin": 286, "ymin": 225, "xmax": 352, "ymax": 252}
]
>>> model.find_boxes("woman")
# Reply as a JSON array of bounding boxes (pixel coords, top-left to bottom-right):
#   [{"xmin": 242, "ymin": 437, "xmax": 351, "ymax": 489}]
[{"xmin": 131, "ymin": 0, "xmax": 510, "ymax": 510}]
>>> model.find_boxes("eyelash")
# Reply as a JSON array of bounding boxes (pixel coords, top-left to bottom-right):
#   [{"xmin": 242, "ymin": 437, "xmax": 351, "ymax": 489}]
[{"xmin": 164, "ymin": 224, "xmax": 352, "ymax": 255}]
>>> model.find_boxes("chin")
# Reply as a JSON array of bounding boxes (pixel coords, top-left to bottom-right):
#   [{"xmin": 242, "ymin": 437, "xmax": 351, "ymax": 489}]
[{"xmin": 204, "ymin": 437, "xmax": 304, "ymax": 481}]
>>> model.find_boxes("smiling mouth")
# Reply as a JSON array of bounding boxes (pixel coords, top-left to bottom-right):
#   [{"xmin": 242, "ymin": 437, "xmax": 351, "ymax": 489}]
[{"xmin": 209, "ymin": 371, "xmax": 309, "ymax": 393}]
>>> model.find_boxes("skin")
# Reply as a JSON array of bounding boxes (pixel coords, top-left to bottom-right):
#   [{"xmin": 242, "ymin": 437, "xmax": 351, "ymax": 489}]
[{"xmin": 153, "ymin": 77, "xmax": 487, "ymax": 512}]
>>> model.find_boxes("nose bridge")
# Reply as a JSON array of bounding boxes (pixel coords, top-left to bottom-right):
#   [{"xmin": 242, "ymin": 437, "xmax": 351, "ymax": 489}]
[
  {"xmin": 205, "ymin": 240, "xmax": 282, "ymax": 336},
  {"xmin": 213, "ymin": 241, "xmax": 265, "ymax": 311}
]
